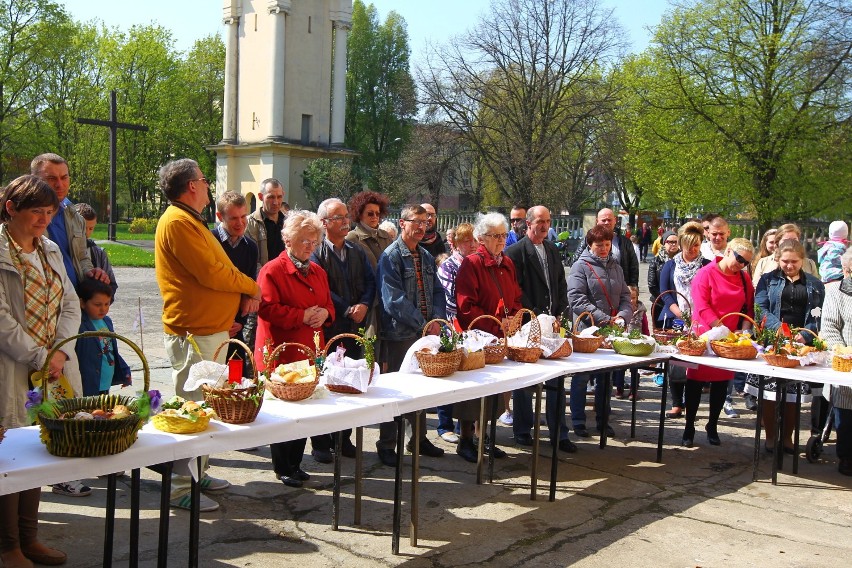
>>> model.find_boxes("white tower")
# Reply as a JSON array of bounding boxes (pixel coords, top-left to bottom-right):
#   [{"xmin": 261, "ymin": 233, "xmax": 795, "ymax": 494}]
[{"xmin": 215, "ymin": 0, "xmax": 353, "ymax": 208}]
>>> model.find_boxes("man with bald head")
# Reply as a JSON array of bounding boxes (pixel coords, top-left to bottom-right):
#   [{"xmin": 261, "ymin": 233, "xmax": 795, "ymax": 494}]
[
  {"xmin": 419, "ymin": 202, "xmax": 446, "ymax": 258},
  {"xmin": 505, "ymin": 206, "xmax": 576, "ymax": 452},
  {"xmin": 576, "ymin": 208, "xmax": 638, "ymax": 286}
]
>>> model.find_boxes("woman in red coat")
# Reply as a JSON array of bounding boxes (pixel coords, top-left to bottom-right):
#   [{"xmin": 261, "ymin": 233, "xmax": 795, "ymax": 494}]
[
  {"xmin": 453, "ymin": 212, "xmax": 523, "ymax": 462},
  {"xmin": 255, "ymin": 209, "xmax": 334, "ymax": 488}
]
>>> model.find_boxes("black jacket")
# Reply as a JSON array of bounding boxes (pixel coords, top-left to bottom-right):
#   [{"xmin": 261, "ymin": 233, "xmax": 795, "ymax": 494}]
[{"xmin": 505, "ymin": 238, "xmax": 569, "ymax": 318}]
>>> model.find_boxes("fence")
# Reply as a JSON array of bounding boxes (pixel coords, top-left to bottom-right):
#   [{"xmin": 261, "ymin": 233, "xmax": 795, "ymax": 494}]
[{"xmin": 435, "ymin": 212, "xmax": 584, "ymax": 238}]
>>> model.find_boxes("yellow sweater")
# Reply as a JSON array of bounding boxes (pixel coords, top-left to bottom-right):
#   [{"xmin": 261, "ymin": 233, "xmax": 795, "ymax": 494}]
[{"xmin": 155, "ymin": 204, "xmax": 259, "ymax": 336}]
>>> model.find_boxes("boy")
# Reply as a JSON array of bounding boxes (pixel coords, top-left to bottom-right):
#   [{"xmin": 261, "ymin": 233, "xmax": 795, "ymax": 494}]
[
  {"xmin": 75, "ymin": 279, "xmax": 131, "ymax": 396},
  {"xmin": 74, "ymin": 203, "xmax": 118, "ymax": 296}
]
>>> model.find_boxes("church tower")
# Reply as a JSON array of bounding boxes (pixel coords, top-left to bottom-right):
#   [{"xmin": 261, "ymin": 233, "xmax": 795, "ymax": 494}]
[{"xmin": 215, "ymin": 0, "xmax": 353, "ymax": 208}]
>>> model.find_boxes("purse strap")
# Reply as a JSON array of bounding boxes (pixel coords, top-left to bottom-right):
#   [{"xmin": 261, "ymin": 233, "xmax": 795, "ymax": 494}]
[
  {"xmin": 583, "ymin": 260, "xmax": 617, "ymax": 317},
  {"xmin": 479, "ymin": 253, "xmax": 510, "ymax": 319}
]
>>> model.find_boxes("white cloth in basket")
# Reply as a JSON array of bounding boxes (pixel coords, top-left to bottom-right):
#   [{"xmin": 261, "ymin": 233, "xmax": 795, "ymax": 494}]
[
  {"xmin": 401, "ymin": 336, "xmax": 442, "ymax": 374},
  {"xmin": 322, "ymin": 355, "xmax": 379, "ymax": 393}
]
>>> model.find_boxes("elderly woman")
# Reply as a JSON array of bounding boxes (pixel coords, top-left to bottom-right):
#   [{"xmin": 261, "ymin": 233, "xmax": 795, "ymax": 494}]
[
  {"xmin": 685, "ymin": 237, "xmax": 756, "ymax": 447},
  {"xmin": 454, "ymin": 213, "xmax": 522, "ymax": 462},
  {"xmin": 255, "ymin": 210, "xmax": 334, "ymax": 488},
  {"xmin": 568, "ymin": 224, "xmax": 632, "ymax": 438},
  {"xmin": 658, "ymin": 221, "xmax": 711, "ymax": 418},
  {"xmin": 749, "ymin": 239, "xmax": 825, "ymax": 454},
  {"xmin": 822, "ymin": 247, "xmax": 852, "ymax": 476},
  {"xmin": 0, "ymin": 175, "xmax": 82, "ymax": 567}
]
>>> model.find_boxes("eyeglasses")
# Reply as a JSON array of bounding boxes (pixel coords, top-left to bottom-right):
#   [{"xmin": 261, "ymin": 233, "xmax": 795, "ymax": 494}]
[
  {"xmin": 299, "ymin": 239, "xmax": 320, "ymax": 248},
  {"xmin": 325, "ymin": 215, "xmax": 350, "ymax": 223},
  {"xmin": 364, "ymin": 211, "xmax": 381, "ymax": 218},
  {"xmin": 731, "ymin": 250, "xmax": 750, "ymax": 265},
  {"xmin": 703, "ymin": 225, "xmax": 710, "ymax": 231},
  {"xmin": 403, "ymin": 218, "xmax": 427, "ymax": 227},
  {"xmin": 426, "ymin": 213, "xmax": 436, "ymax": 219},
  {"xmin": 484, "ymin": 233, "xmax": 508, "ymax": 240},
  {"xmin": 191, "ymin": 177, "xmax": 210, "ymax": 186},
  {"xmin": 664, "ymin": 240, "xmax": 679, "ymax": 245}
]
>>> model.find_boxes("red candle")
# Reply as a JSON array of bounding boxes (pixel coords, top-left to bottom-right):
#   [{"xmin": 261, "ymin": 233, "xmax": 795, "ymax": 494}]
[{"xmin": 228, "ymin": 357, "xmax": 243, "ymax": 384}]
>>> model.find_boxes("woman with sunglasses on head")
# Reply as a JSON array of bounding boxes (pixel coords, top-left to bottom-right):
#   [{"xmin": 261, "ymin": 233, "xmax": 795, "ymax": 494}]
[{"xmin": 683, "ymin": 238, "xmax": 756, "ymax": 447}]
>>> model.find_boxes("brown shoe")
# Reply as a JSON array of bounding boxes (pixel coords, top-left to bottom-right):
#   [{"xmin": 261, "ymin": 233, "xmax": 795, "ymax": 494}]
[
  {"xmin": 21, "ymin": 542, "xmax": 66, "ymax": 566},
  {"xmin": 1, "ymin": 549, "xmax": 34, "ymax": 568}
]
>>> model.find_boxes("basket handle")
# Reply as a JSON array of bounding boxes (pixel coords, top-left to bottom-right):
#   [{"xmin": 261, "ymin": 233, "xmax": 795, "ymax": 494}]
[
  {"xmin": 651, "ymin": 289, "xmax": 692, "ymax": 332},
  {"xmin": 421, "ymin": 318, "xmax": 453, "ymax": 337},
  {"xmin": 213, "ymin": 338, "xmax": 259, "ymax": 381},
  {"xmin": 719, "ymin": 312, "xmax": 759, "ymax": 333},
  {"xmin": 322, "ymin": 333, "xmax": 368, "ymax": 358},
  {"xmin": 264, "ymin": 342, "xmax": 316, "ymax": 373},
  {"xmin": 509, "ymin": 308, "xmax": 541, "ymax": 348},
  {"xmin": 39, "ymin": 331, "xmax": 150, "ymax": 402},
  {"xmin": 573, "ymin": 310, "xmax": 595, "ymax": 331},
  {"xmin": 467, "ymin": 314, "xmax": 505, "ymax": 338}
]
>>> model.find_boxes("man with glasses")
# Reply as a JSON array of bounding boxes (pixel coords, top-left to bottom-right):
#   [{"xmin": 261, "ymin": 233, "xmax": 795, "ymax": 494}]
[
  {"xmin": 505, "ymin": 206, "xmax": 577, "ymax": 452},
  {"xmin": 576, "ymin": 208, "xmax": 639, "ymax": 286},
  {"xmin": 375, "ymin": 204, "xmax": 446, "ymax": 466},
  {"xmin": 156, "ymin": 158, "xmax": 261, "ymax": 512},
  {"xmin": 419, "ymin": 202, "xmax": 446, "ymax": 258},
  {"xmin": 308, "ymin": 198, "xmax": 376, "ymax": 463},
  {"xmin": 504, "ymin": 206, "xmax": 527, "ymax": 248},
  {"xmin": 700, "ymin": 214, "xmax": 730, "ymax": 260}
]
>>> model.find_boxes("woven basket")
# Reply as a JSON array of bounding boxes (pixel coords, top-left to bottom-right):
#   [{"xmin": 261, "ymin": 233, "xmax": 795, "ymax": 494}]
[
  {"xmin": 36, "ymin": 331, "xmax": 148, "ymax": 457},
  {"xmin": 468, "ymin": 315, "xmax": 507, "ymax": 364},
  {"xmin": 323, "ymin": 333, "xmax": 375, "ymax": 394},
  {"xmin": 612, "ymin": 338, "xmax": 655, "ymax": 357},
  {"xmin": 571, "ymin": 311, "xmax": 605, "ymax": 353},
  {"xmin": 506, "ymin": 309, "xmax": 543, "ymax": 363},
  {"xmin": 710, "ymin": 312, "xmax": 759, "ymax": 360},
  {"xmin": 832, "ymin": 355, "xmax": 852, "ymax": 372},
  {"xmin": 201, "ymin": 339, "xmax": 264, "ymax": 424},
  {"xmin": 651, "ymin": 289, "xmax": 692, "ymax": 344},
  {"xmin": 546, "ymin": 338, "xmax": 573, "ymax": 359},
  {"xmin": 265, "ymin": 343, "xmax": 319, "ymax": 401},
  {"xmin": 415, "ymin": 319, "xmax": 463, "ymax": 377},
  {"xmin": 763, "ymin": 353, "xmax": 801, "ymax": 368},
  {"xmin": 151, "ymin": 412, "xmax": 211, "ymax": 434},
  {"xmin": 458, "ymin": 349, "xmax": 485, "ymax": 371},
  {"xmin": 676, "ymin": 338, "xmax": 707, "ymax": 356}
]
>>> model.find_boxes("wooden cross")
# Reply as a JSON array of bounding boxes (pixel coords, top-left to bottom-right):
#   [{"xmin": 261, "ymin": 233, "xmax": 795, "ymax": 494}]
[{"xmin": 76, "ymin": 90, "xmax": 149, "ymax": 241}]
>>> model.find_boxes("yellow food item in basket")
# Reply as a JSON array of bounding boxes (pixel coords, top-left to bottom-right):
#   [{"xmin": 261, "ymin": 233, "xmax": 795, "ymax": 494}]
[{"xmin": 834, "ymin": 345, "xmax": 852, "ymax": 355}]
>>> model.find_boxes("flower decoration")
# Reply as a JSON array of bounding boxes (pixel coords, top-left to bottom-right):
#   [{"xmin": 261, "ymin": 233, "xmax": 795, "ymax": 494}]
[
  {"xmin": 25, "ymin": 387, "xmax": 59, "ymax": 424},
  {"xmin": 136, "ymin": 389, "xmax": 163, "ymax": 422}
]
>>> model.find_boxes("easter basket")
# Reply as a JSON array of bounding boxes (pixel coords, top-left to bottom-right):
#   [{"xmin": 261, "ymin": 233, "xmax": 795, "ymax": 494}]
[
  {"xmin": 505, "ymin": 308, "xmax": 543, "ymax": 363},
  {"xmin": 200, "ymin": 339, "xmax": 264, "ymax": 424},
  {"xmin": 571, "ymin": 311, "xmax": 605, "ymax": 353},
  {"xmin": 709, "ymin": 312, "xmax": 759, "ymax": 360},
  {"xmin": 468, "ymin": 315, "xmax": 507, "ymax": 364},
  {"xmin": 611, "ymin": 336, "xmax": 656, "ymax": 357},
  {"xmin": 414, "ymin": 319, "xmax": 463, "ymax": 377},
  {"xmin": 34, "ymin": 331, "xmax": 148, "ymax": 457},
  {"xmin": 265, "ymin": 342, "xmax": 319, "ymax": 401},
  {"xmin": 151, "ymin": 404, "xmax": 213, "ymax": 434},
  {"xmin": 651, "ymin": 289, "xmax": 692, "ymax": 344},
  {"xmin": 322, "ymin": 333, "xmax": 377, "ymax": 394}
]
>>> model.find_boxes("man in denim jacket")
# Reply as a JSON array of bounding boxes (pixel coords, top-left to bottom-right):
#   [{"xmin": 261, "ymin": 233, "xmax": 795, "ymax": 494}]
[{"xmin": 374, "ymin": 204, "xmax": 447, "ymax": 466}]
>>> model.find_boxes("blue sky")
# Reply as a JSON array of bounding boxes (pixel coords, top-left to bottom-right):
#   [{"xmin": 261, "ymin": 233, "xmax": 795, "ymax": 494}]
[{"xmin": 60, "ymin": 0, "xmax": 671, "ymax": 55}]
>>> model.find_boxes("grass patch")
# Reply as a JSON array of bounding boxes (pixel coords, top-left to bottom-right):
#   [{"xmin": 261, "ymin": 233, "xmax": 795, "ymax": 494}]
[
  {"xmin": 101, "ymin": 243, "xmax": 155, "ymax": 267},
  {"xmin": 91, "ymin": 223, "xmax": 155, "ymax": 240}
]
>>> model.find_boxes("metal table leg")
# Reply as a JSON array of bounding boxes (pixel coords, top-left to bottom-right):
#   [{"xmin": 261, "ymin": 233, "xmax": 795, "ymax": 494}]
[
  {"xmin": 489, "ymin": 395, "xmax": 498, "ymax": 483},
  {"xmin": 600, "ymin": 372, "xmax": 612, "ymax": 449},
  {"xmin": 332, "ymin": 430, "xmax": 343, "ymax": 530},
  {"xmin": 188, "ymin": 457, "xmax": 201, "ymax": 568},
  {"xmin": 656, "ymin": 361, "xmax": 669, "ymax": 463},
  {"xmin": 793, "ymin": 385, "xmax": 802, "ymax": 475},
  {"xmin": 531, "ymin": 384, "xmax": 543, "ymax": 500},
  {"xmin": 103, "ymin": 471, "xmax": 117, "ymax": 567},
  {"xmin": 354, "ymin": 426, "xmax": 363, "ymax": 525},
  {"xmin": 753, "ymin": 377, "xmax": 765, "ymax": 481},
  {"xmin": 549, "ymin": 375, "xmax": 565, "ymax": 502},
  {"xmin": 391, "ymin": 416, "xmax": 404, "ymax": 555},
  {"xmin": 154, "ymin": 462, "xmax": 173, "ymax": 568},
  {"xmin": 773, "ymin": 380, "xmax": 784, "ymax": 485},
  {"xmin": 630, "ymin": 368, "xmax": 639, "ymax": 439},
  {"xmin": 410, "ymin": 410, "xmax": 421, "ymax": 547},
  {"xmin": 130, "ymin": 469, "xmax": 141, "ymax": 568},
  {"xmin": 476, "ymin": 399, "xmax": 486, "ymax": 485}
]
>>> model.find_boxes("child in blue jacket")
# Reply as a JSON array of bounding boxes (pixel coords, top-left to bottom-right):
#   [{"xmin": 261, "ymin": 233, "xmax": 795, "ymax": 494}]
[{"xmin": 75, "ymin": 279, "xmax": 131, "ymax": 396}]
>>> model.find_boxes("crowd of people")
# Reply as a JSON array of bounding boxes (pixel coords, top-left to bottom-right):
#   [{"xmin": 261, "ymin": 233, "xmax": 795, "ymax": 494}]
[{"xmin": 2, "ymin": 154, "xmax": 851, "ymax": 565}]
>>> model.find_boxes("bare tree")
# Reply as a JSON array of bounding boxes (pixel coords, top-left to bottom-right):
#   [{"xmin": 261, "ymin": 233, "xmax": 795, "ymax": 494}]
[{"xmin": 419, "ymin": 0, "xmax": 624, "ymax": 208}]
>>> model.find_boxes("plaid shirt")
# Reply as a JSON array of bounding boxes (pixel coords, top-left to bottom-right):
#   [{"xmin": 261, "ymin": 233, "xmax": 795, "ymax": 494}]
[{"xmin": 7, "ymin": 234, "xmax": 62, "ymax": 347}]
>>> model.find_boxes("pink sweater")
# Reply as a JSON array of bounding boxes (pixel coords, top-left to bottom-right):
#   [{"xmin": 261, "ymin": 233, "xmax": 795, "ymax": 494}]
[{"xmin": 688, "ymin": 258, "xmax": 754, "ymax": 381}]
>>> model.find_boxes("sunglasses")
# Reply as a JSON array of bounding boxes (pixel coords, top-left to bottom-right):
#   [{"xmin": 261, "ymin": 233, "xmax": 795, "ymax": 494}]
[{"xmin": 732, "ymin": 250, "xmax": 750, "ymax": 265}]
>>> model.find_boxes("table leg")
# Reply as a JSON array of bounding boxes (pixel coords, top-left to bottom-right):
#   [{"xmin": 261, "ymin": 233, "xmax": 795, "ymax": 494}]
[
  {"xmin": 630, "ymin": 367, "xmax": 639, "ymax": 439},
  {"xmin": 549, "ymin": 375, "xmax": 565, "ymax": 503},
  {"xmin": 476, "ymin": 398, "xmax": 486, "ymax": 485},
  {"xmin": 354, "ymin": 426, "xmax": 363, "ymax": 525},
  {"xmin": 600, "ymin": 372, "xmax": 612, "ymax": 449},
  {"xmin": 332, "ymin": 430, "xmax": 342, "ymax": 530},
  {"xmin": 410, "ymin": 410, "xmax": 421, "ymax": 547},
  {"xmin": 103, "ymin": 471, "xmax": 117, "ymax": 567},
  {"xmin": 656, "ymin": 361, "xmax": 669, "ymax": 463},
  {"xmin": 753, "ymin": 378, "xmax": 765, "ymax": 482},
  {"xmin": 188, "ymin": 457, "xmax": 201, "ymax": 568},
  {"xmin": 773, "ymin": 380, "xmax": 784, "ymax": 484},
  {"xmin": 130, "ymin": 469, "xmax": 141, "ymax": 568},
  {"xmin": 155, "ymin": 462, "xmax": 173, "ymax": 568},
  {"xmin": 489, "ymin": 395, "xmax": 498, "ymax": 484},
  {"xmin": 531, "ymin": 384, "xmax": 543, "ymax": 501},
  {"xmin": 392, "ymin": 416, "xmax": 404, "ymax": 555},
  {"xmin": 793, "ymin": 385, "xmax": 802, "ymax": 475}
]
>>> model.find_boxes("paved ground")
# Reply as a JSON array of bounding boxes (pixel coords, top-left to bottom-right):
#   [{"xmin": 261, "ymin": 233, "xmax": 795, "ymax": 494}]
[{"xmin": 34, "ymin": 260, "xmax": 852, "ymax": 567}]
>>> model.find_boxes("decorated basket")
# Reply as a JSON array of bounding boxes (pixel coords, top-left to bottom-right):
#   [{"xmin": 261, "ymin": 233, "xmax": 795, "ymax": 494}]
[
  {"xmin": 611, "ymin": 337, "xmax": 656, "ymax": 357},
  {"xmin": 709, "ymin": 312, "xmax": 759, "ymax": 360},
  {"xmin": 676, "ymin": 337, "xmax": 707, "ymax": 357},
  {"xmin": 415, "ymin": 319, "xmax": 463, "ymax": 377},
  {"xmin": 832, "ymin": 355, "xmax": 852, "ymax": 372},
  {"xmin": 265, "ymin": 342, "xmax": 319, "ymax": 401},
  {"xmin": 458, "ymin": 349, "xmax": 485, "ymax": 371},
  {"xmin": 762, "ymin": 353, "xmax": 801, "ymax": 368},
  {"xmin": 468, "ymin": 314, "xmax": 507, "ymax": 364},
  {"xmin": 151, "ymin": 411, "xmax": 212, "ymax": 434},
  {"xmin": 571, "ymin": 311, "xmax": 605, "ymax": 353},
  {"xmin": 651, "ymin": 289, "xmax": 692, "ymax": 344},
  {"xmin": 201, "ymin": 339, "xmax": 264, "ymax": 424},
  {"xmin": 35, "ymin": 331, "xmax": 148, "ymax": 458},
  {"xmin": 547, "ymin": 337, "xmax": 573, "ymax": 359},
  {"xmin": 322, "ymin": 333, "xmax": 376, "ymax": 394},
  {"xmin": 505, "ymin": 308, "xmax": 543, "ymax": 363}
]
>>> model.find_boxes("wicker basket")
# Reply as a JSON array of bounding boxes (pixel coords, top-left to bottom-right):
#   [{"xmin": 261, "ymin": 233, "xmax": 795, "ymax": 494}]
[
  {"xmin": 505, "ymin": 309, "xmax": 543, "ymax": 363},
  {"xmin": 676, "ymin": 338, "xmax": 707, "ymax": 357},
  {"xmin": 709, "ymin": 312, "xmax": 759, "ymax": 360},
  {"xmin": 415, "ymin": 319, "xmax": 463, "ymax": 377},
  {"xmin": 468, "ymin": 315, "xmax": 507, "ymax": 364},
  {"xmin": 762, "ymin": 353, "xmax": 801, "ymax": 368},
  {"xmin": 612, "ymin": 337, "xmax": 656, "ymax": 357},
  {"xmin": 832, "ymin": 355, "xmax": 852, "ymax": 372},
  {"xmin": 458, "ymin": 349, "xmax": 485, "ymax": 371},
  {"xmin": 571, "ymin": 311, "xmax": 605, "ymax": 353},
  {"xmin": 546, "ymin": 338, "xmax": 573, "ymax": 359},
  {"xmin": 201, "ymin": 339, "xmax": 264, "ymax": 424},
  {"xmin": 651, "ymin": 289, "xmax": 692, "ymax": 344},
  {"xmin": 322, "ymin": 333, "xmax": 375, "ymax": 394},
  {"xmin": 265, "ymin": 343, "xmax": 319, "ymax": 401},
  {"xmin": 35, "ymin": 331, "xmax": 148, "ymax": 457},
  {"xmin": 151, "ymin": 412, "xmax": 211, "ymax": 434}
]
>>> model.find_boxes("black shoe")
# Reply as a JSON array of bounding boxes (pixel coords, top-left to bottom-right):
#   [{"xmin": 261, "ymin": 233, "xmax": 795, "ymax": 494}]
[
  {"xmin": 839, "ymin": 459, "xmax": 852, "ymax": 476},
  {"xmin": 485, "ymin": 443, "xmax": 507, "ymax": 458},
  {"xmin": 279, "ymin": 475, "xmax": 303, "ymax": 488},
  {"xmin": 705, "ymin": 425, "xmax": 721, "ymax": 446},
  {"xmin": 666, "ymin": 407, "xmax": 684, "ymax": 419},
  {"xmin": 340, "ymin": 441, "xmax": 357, "ymax": 458},
  {"xmin": 514, "ymin": 433, "xmax": 534, "ymax": 447},
  {"xmin": 783, "ymin": 446, "xmax": 796, "ymax": 456},
  {"xmin": 456, "ymin": 439, "xmax": 478, "ymax": 463},
  {"xmin": 596, "ymin": 424, "xmax": 615, "ymax": 437},
  {"xmin": 556, "ymin": 439, "xmax": 578, "ymax": 453},
  {"xmin": 764, "ymin": 442, "xmax": 775, "ymax": 454},
  {"xmin": 406, "ymin": 438, "xmax": 445, "ymax": 458},
  {"xmin": 574, "ymin": 426, "xmax": 591, "ymax": 438},
  {"xmin": 293, "ymin": 468, "xmax": 310, "ymax": 481},
  {"xmin": 682, "ymin": 425, "xmax": 695, "ymax": 447},
  {"xmin": 681, "ymin": 436, "xmax": 694, "ymax": 448},
  {"xmin": 377, "ymin": 448, "xmax": 397, "ymax": 467},
  {"xmin": 311, "ymin": 449, "xmax": 334, "ymax": 464}
]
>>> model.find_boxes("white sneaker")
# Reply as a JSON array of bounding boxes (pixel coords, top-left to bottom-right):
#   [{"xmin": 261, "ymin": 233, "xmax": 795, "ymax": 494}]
[
  {"xmin": 199, "ymin": 475, "xmax": 230, "ymax": 492},
  {"xmin": 51, "ymin": 480, "xmax": 92, "ymax": 497},
  {"xmin": 498, "ymin": 410, "xmax": 513, "ymax": 426},
  {"xmin": 440, "ymin": 431, "xmax": 460, "ymax": 443},
  {"xmin": 169, "ymin": 493, "xmax": 219, "ymax": 512},
  {"xmin": 723, "ymin": 400, "xmax": 740, "ymax": 418}
]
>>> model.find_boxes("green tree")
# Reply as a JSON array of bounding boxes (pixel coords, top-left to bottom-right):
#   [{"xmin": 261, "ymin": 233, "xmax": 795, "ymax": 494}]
[
  {"xmin": 301, "ymin": 158, "xmax": 360, "ymax": 209},
  {"xmin": 345, "ymin": 0, "xmax": 416, "ymax": 188}
]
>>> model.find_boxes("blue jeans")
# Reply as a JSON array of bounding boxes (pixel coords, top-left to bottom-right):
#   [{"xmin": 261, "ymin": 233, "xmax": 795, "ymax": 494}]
[
  {"xmin": 570, "ymin": 373, "xmax": 611, "ymax": 428},
  {"xmin": 835, "ymin": 407, "xmax": 852, "ymax": 461},
  {"xmin": 512, "ymin": 379, "xmax": 569, "ymax": 441},
  {"xmin": 436, "ymin": 404, "xmax": 457, "ymax": 436}
]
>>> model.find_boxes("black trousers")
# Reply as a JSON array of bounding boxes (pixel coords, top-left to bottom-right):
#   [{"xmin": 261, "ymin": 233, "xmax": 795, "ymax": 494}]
[
  {"xmin": 270, "ymin": 438, "xmax": 307, "ymax": 476},
  {"xmin": 684, "ymin": 379, "xmax": 728, "ymax": 434}
]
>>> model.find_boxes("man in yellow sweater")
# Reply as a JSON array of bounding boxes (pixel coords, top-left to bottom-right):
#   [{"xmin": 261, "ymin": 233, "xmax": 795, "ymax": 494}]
[{"xmin": 155, "ymin": 158, "xmax": 260, "ymax": 512}]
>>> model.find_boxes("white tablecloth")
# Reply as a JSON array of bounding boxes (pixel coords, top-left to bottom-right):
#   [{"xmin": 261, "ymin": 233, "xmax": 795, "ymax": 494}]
[{"xmin": 671, "ymin": 353, "xmax": 852, "ymax": 387}]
